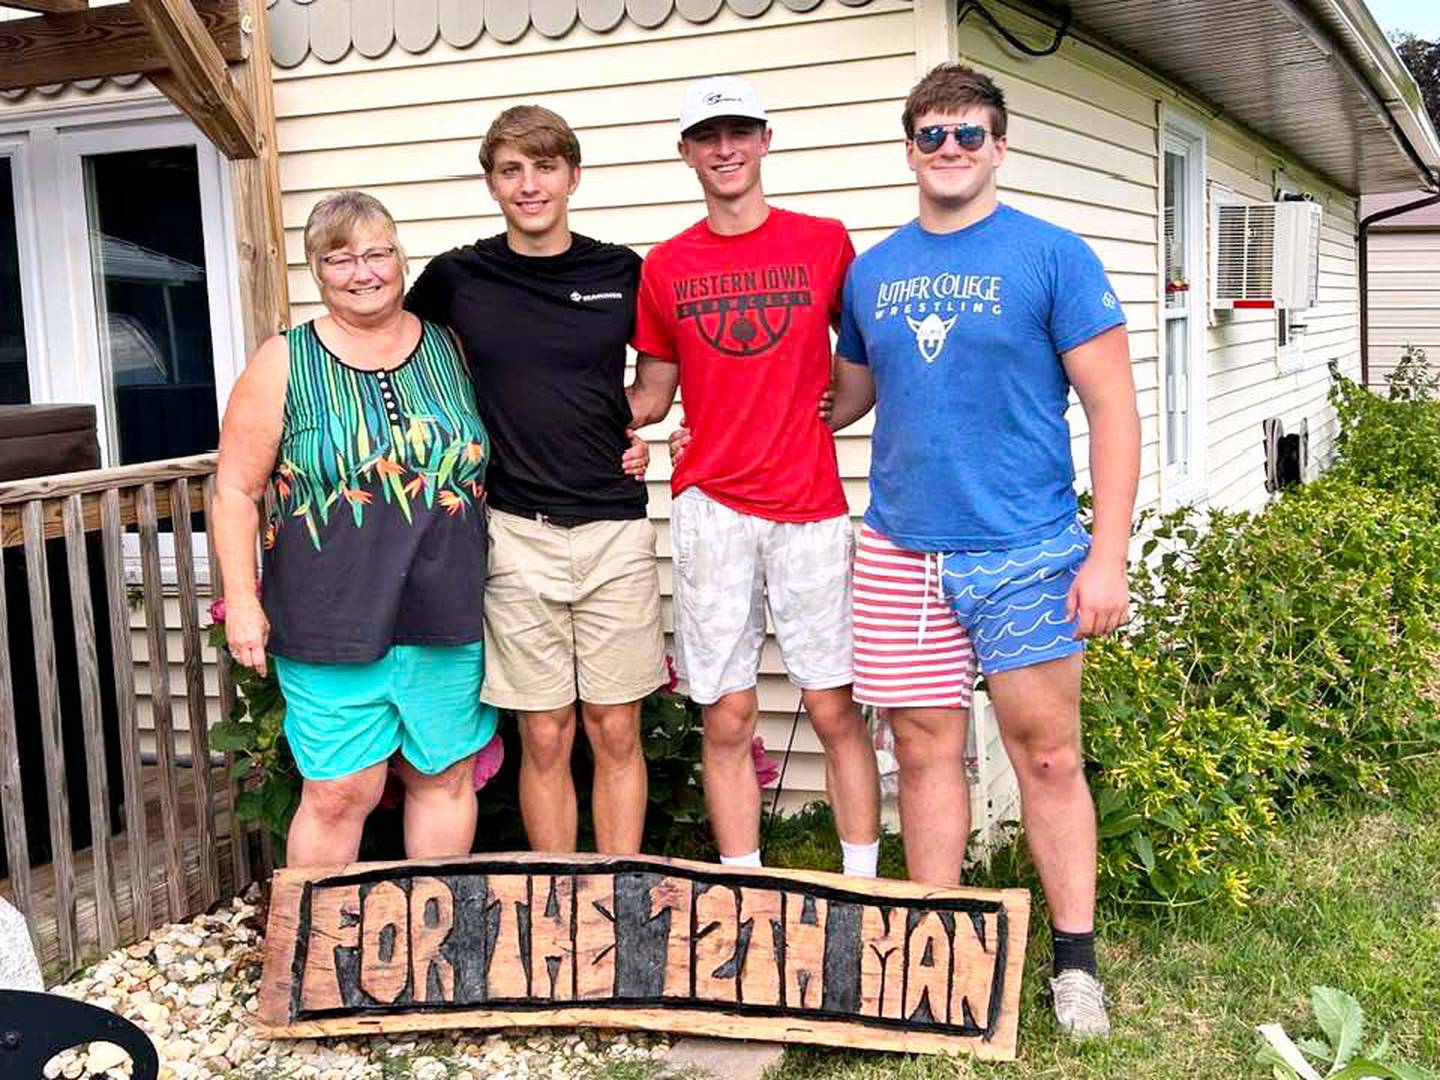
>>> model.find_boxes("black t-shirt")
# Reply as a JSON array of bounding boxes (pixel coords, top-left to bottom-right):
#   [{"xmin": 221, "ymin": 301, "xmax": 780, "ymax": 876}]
[{"xmin": 405, "ymin": 233, "xmax": 646, "ymax": 521}]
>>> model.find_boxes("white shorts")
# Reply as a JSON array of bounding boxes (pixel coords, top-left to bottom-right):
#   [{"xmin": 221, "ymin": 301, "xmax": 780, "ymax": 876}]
[{"xmin": 669, "ymin": 487, "xmax": 854, "ymax": 705}]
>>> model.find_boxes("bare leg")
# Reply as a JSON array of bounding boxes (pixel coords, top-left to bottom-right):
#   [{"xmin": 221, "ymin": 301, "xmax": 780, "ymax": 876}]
[
  {"xmin": 889, "ymin": 706, "xmax": 971, "ymax": 884},
  {"xmin": 985, "ymin": 654, "xmax": 1095, "ymax": 933},
  {"xmin": 286, "ymin": 761, "xmax": 388, "ymax": 866},
  {"xmin": 701, "ymin": 689, "xmax": 762, "ymax": 857},
  {"xmin": 580, "ymin": 700, "xmax": 647, "ymax": 854},
  {"xmin": 802, "ymin": 686, "xmax": 879, "ymax": 845},
  {"xmin": 518, "ymin": 705, "xmax": 579, "ymax": 852},
  {"xmin": 394, "ymin": 753, "xmax": 478, "ymax": 858}
]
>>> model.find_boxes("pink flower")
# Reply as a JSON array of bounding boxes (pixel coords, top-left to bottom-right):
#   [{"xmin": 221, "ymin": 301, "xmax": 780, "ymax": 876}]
[
  {"xmin": 471, "ymin": 735, "xmax": 504, "ymax": 790},
  {"xmin": 752, "ymin": 736, "xmax": 781, "ymax": 789},
  {"xmin": 208, "ymin": 597, "xmax": 226, "ymax": 625},
  {"xmin": 376, "ymin": 735, "xmax": 505, "ymax": 811},
  {"xmin": 664, "ymin": 654, "xmax": 679, "ymax": 695}
]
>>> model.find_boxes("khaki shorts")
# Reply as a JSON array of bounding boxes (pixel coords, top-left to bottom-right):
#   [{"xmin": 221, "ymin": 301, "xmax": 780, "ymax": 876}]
[{"xmin": 482, "ymin": 509, "xmax": 666, "ymax": 711}]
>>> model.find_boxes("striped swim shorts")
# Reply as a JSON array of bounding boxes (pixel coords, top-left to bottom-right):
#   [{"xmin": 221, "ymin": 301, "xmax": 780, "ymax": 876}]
[{"xmin": 852, "ymin": 525, "xmax": 977, "ymax": 709}]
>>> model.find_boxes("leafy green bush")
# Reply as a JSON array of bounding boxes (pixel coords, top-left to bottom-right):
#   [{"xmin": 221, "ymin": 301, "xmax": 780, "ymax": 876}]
[
  {"xmin": 1083, "ymin": 386, "xmax": 1440, "ymax": 904},
  {"xmin": 1328, "ymin": 360, "xmax": 1440, "ymax": 497}
]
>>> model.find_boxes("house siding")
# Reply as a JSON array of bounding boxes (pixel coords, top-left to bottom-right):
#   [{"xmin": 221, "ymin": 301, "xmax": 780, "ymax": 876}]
[
  {"xmin": 1366, "ymin": 230, "xmax": 1440, "ymax": 390},
  {"xmin": 5, "ymin": 0, "xmax": 1371, "ymax": 819}
]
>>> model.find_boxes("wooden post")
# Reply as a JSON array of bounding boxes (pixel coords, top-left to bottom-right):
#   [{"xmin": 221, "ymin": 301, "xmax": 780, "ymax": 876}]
[
  {"xmin": 202, "ymin": 475, "xmax": 250, "ymax": 893},
  {"xmin": 0, "ymin": 537, "xmax": 36, "ymax": 940},
  {"xmin": 229, "ymin": 0, "xmax": 290, "ymax": 354},
  {"xmin": 136, "ymin": 484, "xmax": 186, "ymax": 922},
  {"xmin": 0, "ymin": 1, "xmax": 244, "ymax": 92},
  {"xmin": 130, "ymin": 0, "xmax": 259, "ymax": 159},
  {"xmin": 170, "ymin": 478, "xmax": 219, "ymax": 910},
  {"xmin": 21, "ymin": 501, "xmax": 78, "ymax": 971},
  {"xmin": 62, "ymin": 494, "xmax": 120, "ymax": 953},
  {"xmin": 100, "ymin": 490, "xmax": 152, "ymax": 941}
]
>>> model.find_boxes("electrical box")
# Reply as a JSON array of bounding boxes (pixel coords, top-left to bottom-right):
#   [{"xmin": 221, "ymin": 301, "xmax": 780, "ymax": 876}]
[{"xmin": 1213, "ymin": 201, "xmax": 1322, "ymax": 311}]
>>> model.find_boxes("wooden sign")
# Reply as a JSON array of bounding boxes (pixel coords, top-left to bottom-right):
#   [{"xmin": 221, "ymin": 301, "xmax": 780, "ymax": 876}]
[{"xmin": 258, "ymin": 853, "xmax": 1030, "ymax": 1059}]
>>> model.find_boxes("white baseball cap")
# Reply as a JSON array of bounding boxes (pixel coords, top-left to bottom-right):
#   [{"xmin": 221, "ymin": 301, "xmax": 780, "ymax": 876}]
[{"xmin": 677, "ymin": 75, "xmax": 768, "ymax": 137}]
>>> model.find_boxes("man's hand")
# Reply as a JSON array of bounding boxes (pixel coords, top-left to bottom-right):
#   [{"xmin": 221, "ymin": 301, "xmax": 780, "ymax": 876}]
[
  {"xmin": 622, "ymin": 430, "xmax": 649, "ymax": 480},
  {"xmin": 818, "ymin": 385, "xmax": 835, "ymax": 426},
  {"xmin": 226, "ymin": 597, "xmax": 271, "ymax": 676},
  {"xmin": 669, "ymin": 418, "xmax": 692, "ymax": 464},
  {"xmin": 1066, "ymin": 552, "xmax": 1129, "ymax": 639}
]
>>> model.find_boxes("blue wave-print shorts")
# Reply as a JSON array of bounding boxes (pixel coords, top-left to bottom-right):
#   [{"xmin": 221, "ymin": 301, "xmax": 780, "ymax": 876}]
[{"xmin": 937, "ymin": 519, "xmax": 1091, "ymax": 675}]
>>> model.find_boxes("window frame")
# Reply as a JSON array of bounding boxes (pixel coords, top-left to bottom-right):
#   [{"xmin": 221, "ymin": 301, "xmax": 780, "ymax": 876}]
[{"xmin": 1159, "ymin": 108, "xmax": 1209, "ymax": 509}]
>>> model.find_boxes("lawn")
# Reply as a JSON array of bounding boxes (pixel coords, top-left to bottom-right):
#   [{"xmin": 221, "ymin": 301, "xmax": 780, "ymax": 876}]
[{"xmin": 750, "ymin": 769, "xmax": 1440, "ymax": 1079}]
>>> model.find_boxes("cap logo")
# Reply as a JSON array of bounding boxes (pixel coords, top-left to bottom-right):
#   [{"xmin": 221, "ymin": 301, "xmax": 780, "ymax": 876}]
[{"xmin": 704, "ymin": 92, "xmax": 743, "ymax": 106}]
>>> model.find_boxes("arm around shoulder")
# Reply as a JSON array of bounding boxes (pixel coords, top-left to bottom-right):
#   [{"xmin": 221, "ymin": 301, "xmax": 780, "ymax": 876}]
[
  {"xmin": 626, "ymin": 352, "xmax": 679, "ymax": 428},
  {"xmin": 829, "ymin": 356, "xmax": 875, "ymax": 431}
]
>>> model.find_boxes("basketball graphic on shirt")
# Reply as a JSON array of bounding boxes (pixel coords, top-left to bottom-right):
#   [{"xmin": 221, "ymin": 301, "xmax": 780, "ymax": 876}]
[
  {"xmin": 676, "ymin": 290, "xmax": 809, "ymax": 357},
  {"xmin": 670, "ymin": 264, "xmax": 815, "ymax": 358}
]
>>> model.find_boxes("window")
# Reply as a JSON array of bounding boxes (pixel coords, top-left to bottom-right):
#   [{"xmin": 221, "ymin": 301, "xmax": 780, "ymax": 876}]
[
  {"xmin": 1, "ymin": 153, "xmax": 33, "ymax": 404},
  {"xmin": 1162, "ymin": 113, "xmax": 1208, "ymax": 505},
  {"xmin": 1276, "ymin": 310, "xmax": 1305, "ymax": 374},
  {"xmin": 0, "ymin": 104, "xmax": 242, "ymax": 466}
]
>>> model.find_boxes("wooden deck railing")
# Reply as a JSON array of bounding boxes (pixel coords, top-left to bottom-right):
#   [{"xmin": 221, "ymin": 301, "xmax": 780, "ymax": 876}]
[{"xmin": 0, "ymin": 454, "xmax": 259, "ymax": 978}]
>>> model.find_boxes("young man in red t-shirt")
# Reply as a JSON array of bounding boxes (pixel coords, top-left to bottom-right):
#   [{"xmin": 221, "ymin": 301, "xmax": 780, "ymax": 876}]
[{"xmin": 627, "ymin": 76, "xmax": 881, "ymax": 875}]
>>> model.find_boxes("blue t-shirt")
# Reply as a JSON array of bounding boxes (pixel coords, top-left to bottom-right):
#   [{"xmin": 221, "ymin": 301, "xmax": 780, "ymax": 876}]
[{"xmin": 837, "ymin": 204, "xmax": 1126, "ymax": 551}]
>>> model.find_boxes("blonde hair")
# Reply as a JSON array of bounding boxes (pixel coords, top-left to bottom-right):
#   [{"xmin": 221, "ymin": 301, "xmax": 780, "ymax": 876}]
[{"xmin": 303, "ymin": 190, "xmax": 408, "ymax": 281}]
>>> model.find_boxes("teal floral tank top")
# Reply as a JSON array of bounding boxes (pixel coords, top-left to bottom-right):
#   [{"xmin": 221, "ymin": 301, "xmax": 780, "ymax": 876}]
[{"xmin": 261, "ymin": 319, "xmax": 490, "ymax": 662}]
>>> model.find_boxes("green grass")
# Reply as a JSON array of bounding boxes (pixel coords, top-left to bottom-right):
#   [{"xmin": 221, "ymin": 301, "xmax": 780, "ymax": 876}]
[{"xmin": 757, "ymin": 774, "xmax": 1440, "ymax": 1079}]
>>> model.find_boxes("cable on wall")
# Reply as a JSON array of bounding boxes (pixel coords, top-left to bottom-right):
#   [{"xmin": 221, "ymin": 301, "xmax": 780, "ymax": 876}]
[{"xmin": 957, "ymin": 1, "xmax": 1072, "ymax": 57}]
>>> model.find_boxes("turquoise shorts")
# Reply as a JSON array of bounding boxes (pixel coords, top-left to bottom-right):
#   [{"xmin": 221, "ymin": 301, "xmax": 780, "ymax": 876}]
[{"xmin": 275, "ymin": 642, "xmax": 499, "ymax": 781}]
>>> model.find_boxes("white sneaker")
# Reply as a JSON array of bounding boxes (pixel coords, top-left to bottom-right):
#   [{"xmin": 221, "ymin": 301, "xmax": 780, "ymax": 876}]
[{"xmin": 1049, "ymin": 969, "xmax": 1112, "ymax": 1038}]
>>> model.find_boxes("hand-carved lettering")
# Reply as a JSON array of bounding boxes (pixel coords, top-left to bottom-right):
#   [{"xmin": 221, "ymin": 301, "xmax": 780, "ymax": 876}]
[
  {"xmin": 692, "ymin": 882, "xmax": 740, "ymax": 1003},
  {"xmin": 300, "ymin": 883, "xmax": 361, "ymax": 1012},
  {"xmin": 409, "ymin": 877, "xmax": 455, "ymax": 1004},
  {"xmin": 737, "ymin": 887, "xmax": 783, "ymax": 1007},
  {"xmin": 860, "ymin": 904, "xmax": 907, "ymax": 1020},
  {"xmin": 950, "ymin": 911, "xmax": 1000, "ymax": 1033},
  {"xmin": 645, "ymin": 875, "xmax": 692, "ymax": 999},
  {"xmin": 264, "ymin": 861, "xmax": 1028, "ymax": 1060},
  {"xmin": 359, "ymin": 881, "xmax": 409, "ymax": 1005},
  {"xmin": 782, "ymin": 892, "xmax": 826, "ymax": 1010},
  {"xmin": 903, "ymin": 910, "xmax": 952, "ymax": 1025},
  {"xmin": 484, "ymin": 875, "xmax": 531, "ymax": 1000},
  {"xmin": 530, "ymin": 874, "xmax": 576, "ymax": 1001},
  {"xmin": 574, "ymin": 875, "xmax": 617, "ymax": 1000}
]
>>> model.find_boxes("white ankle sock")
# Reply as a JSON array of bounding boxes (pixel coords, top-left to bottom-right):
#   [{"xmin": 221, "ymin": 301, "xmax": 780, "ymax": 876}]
[
  {"xmin": 719, "ymin": 849, "xmax": 762, "ymax": 868},
  {"xmin": 840, "ymin": 838, "xmax": 880, "ymax": 878}
]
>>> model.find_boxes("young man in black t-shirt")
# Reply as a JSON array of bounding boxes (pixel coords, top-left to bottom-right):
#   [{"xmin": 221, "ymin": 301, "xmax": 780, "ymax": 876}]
[{"xmin": 405, "ymin": 106, "xmax": 664, "ymax": 855}]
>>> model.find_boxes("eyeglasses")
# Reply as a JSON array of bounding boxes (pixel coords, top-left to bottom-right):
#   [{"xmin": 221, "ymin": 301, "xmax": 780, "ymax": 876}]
[
  {"xmin": 912, "ymin": 123, "xmax": 994, "ymax": 154},
  {"xmin": 320, "ymin": 247, "xmax": 397, "ymax": 275}
]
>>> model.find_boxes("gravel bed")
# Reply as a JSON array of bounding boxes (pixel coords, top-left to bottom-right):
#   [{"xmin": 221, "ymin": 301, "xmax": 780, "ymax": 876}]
[{"xmin": 44, "ymin": 887, "xmax": 670, "ymax": 1080}]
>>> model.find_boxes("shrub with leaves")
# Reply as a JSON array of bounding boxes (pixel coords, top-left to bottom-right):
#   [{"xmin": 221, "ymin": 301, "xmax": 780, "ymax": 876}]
[
  {"xmin": 1256, "ymin": 985, "xmax": 1438, "ymax": 1080},
  {"xmin": 1384, "ymin": 344, "xmax": 1440, "ymax": 404},
  {"xmin": 1329, "ymin": 360, "xmax": 1440, "ymax": 498},
  {"xmin": 1083, "ymin": 471, "xmax": 1440, "ymax": 903}
]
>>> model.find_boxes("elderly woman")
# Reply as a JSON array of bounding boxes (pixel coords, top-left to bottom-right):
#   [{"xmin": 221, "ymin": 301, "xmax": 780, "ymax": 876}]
[{"xmin": 213, "ymin": 190, "xmax": 500, "ymax": 864}]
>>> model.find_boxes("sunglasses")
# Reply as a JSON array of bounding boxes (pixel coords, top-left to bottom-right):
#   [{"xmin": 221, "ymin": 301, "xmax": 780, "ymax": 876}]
[{"xmin": 912, "ymin": 123, "xmax": 994, "ymax": 154}]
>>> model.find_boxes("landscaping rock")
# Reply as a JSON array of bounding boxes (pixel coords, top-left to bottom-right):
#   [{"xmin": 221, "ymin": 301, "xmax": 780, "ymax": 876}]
[{"xmin": 45, "ymin": 887, "xmax": 669, "ymax": 1078}]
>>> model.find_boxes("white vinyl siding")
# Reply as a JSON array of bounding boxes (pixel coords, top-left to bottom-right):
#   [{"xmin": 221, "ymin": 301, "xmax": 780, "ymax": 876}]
[
  {"xmin": 1367, "ymin": 231, "xmax": 1440, "ymax": 389},
  {"xmin": 274, "ymin": 0, "xmax": 922, "ymax": 807}
]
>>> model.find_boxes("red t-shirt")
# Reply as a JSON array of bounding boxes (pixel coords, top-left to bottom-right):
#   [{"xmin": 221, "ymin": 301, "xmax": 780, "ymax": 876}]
[{"xmin": 633, "ymin": 208, "xmax": 854, "ymax": 522}]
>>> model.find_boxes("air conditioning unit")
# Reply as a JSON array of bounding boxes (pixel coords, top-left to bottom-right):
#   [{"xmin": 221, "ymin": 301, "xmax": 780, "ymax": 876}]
[{"xmin": 1213, "ymin": 201, "xmax": 1322, "ymax": 310}]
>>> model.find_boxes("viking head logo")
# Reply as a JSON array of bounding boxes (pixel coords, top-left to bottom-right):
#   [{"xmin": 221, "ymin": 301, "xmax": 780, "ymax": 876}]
[{"xmin": 906, "ymin": 312, "xmax": 958, "ymax": 363}]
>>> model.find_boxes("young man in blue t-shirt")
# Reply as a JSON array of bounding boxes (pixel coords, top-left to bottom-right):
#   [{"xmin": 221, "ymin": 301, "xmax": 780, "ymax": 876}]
[{"xmin": 831, "ymin": 64, "xmax": 1141, "ymax": 1038}]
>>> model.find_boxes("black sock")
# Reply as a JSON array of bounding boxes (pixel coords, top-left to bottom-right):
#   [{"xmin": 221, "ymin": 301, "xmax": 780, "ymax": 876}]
[{"xmin": 1051, "ymin": 927, "xmax": 1097, "ymax": 977}]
